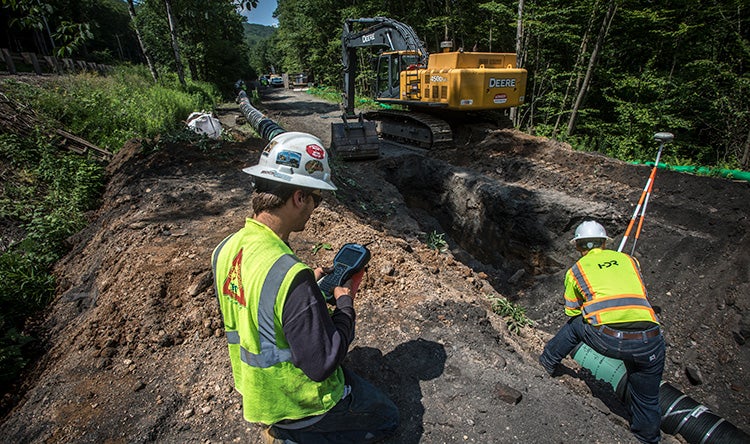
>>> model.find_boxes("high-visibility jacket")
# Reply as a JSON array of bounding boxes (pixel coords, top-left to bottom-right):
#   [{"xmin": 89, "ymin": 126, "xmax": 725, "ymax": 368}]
[
  {"xmin": 211, "ymin": 218, "xmax": 344, "ymax": 424},
  {"xmin": 563, "ymin": 248, "xmax": 658, "ymax": 326}
]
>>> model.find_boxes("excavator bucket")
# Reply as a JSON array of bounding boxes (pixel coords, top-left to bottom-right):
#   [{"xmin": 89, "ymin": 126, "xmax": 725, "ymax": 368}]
[{"xmin": 330, "ymin": 114, "xmax": 380, "ymax": 160}]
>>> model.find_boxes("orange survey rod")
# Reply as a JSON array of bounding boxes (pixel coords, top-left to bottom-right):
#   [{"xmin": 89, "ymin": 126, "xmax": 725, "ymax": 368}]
[{"xmin": 618, "ymin": 132, "xmax": 673, "ymax": 253}]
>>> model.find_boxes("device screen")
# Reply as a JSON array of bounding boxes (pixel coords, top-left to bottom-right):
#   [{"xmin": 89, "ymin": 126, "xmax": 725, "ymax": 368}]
[{"xmin": 337, "ymin": 247, "xmax": 361, "ymax": 265}]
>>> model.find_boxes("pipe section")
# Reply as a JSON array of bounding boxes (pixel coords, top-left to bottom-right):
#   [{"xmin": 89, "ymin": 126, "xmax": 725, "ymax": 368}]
[
  {"xmin": 571, "ymin": 343, "xmax": 750, "ymax": 444},
  {"xmin": 236, "ymin": 90, "xmax": 286, "ymax": 141}
]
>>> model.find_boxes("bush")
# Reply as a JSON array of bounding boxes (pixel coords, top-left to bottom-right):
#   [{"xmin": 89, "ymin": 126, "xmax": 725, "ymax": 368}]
[{"xmin": 0, "ymin": 67, "xmax": 219, "ymax": 390}]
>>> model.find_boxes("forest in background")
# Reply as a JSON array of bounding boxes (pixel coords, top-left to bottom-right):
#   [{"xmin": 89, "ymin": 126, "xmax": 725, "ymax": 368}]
[{"xmin": 1, "ymin": 0, "xmax": 748, "ymax": 168}]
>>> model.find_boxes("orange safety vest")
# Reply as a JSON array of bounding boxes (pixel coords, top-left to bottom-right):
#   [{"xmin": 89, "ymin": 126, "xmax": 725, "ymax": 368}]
[{"xmin": 563, "ymin": 248, "xmax": 658, "ymax": 326}]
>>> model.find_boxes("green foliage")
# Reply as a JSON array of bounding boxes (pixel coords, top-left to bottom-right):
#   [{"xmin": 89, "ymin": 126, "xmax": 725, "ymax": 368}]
[
  {"xmin": 425, "ymin": 231, "xmax": 448, "ymax": 253},
  {"xmin": 487, "ymin": 295, "xmax": 535, "ymax": 335},
  {"xmin": 312, "ymin": 243, "xmax": 333, "ymax": 255},
  {"xmin": 0, "ymin": 67, "xmax": 215, "ymax": 391},
  {"xmin": 3, "ymin": 66, "xmax": 219, "ymax": 153},
  {"xmin": 0, "ymin": 131, "xmax": 94, "ymax": 388}
]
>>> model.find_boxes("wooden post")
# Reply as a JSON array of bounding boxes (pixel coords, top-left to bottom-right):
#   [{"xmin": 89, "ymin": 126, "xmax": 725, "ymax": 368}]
[
  {"xmin": 21, "ymin": 52, "xmax": 43, "ymax": 74},
  {"xmin": 2, "ymin": 48, "xmax": 17, "ymax": 74},
  {"xmin": 44, "ymin": 56, "xmax": 63, "ymax": 74}
]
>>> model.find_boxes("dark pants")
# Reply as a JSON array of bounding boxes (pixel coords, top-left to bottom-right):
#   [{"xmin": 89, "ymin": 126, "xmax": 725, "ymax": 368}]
[
  {"xmin": 540, "ymin": 316, "xmax": 666, "ymax": 444},
  {"xmin": 270, "ymin": 367, "xmax": 400, "ymax": 443}
]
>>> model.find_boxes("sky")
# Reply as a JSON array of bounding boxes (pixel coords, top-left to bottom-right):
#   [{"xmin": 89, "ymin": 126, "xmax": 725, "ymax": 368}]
[{"xmin": 241, "ymin": 0, "xmax": 279, "ymax": 27}]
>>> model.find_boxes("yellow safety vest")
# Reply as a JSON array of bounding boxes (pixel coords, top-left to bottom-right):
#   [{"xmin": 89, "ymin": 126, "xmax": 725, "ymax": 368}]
[
  {"xmin": 212, "ymin": 218, "xmax": 344, "ymax": 424},
  {"xmin": 563, "ymin": 248, "xmax": 658, "ymax": 326}
]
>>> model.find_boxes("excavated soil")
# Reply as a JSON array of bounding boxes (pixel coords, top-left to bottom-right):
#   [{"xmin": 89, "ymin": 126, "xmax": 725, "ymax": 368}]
[{"xmin": 0, "ymin": 87, "xmax": 748, "ymax": 443}]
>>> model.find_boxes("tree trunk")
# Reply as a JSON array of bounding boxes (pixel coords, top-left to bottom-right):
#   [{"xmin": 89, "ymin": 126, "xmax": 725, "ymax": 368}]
[
  {"xmin": 127, "ymin": 0, "xmax": 158, "ymax": 82},
  {"xmin": 553, "ymin": 1, "xmax": 599, "ymax": 137},
  {"xmin": 510, "ymin": 0, "xmax": 524, "ymax": 127},
  {"xmin": 164, "ymin": 0, "xmax": 186, "ymax": 87},
  {"xmin": 566, "ymin": 0, "xmax": 617, "ymax": 137},
  {"xmin": 741, "ymin": 128, "xmax": 750, "ymax": 168}
]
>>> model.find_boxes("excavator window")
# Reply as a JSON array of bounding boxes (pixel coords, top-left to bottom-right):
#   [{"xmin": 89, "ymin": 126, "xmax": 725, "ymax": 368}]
[
  {"xmin": 376, "ymin": 53, "xmax": 399, "ymax": 99},
  {"xmin": 376, "ymin": 52, "xmax": 422, "ymax": 99}
]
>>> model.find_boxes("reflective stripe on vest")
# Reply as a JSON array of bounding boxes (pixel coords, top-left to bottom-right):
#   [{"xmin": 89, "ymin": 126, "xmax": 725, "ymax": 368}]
[
  {"xmin": 569, "ymin": 253, "xmax": 655, "ymax": 325},
  {"xmin": 251, "ymin": 254, "xmax": 296, "ymax": 367}
]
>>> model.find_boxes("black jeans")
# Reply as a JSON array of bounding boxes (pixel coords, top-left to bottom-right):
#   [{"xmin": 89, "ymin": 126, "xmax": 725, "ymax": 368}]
[
  {"xmin": 271, "ymin": 367, "xmax": 400, "ymax": 443},
  {"xmin": 540, "ymin": 316, "xmax": 666, "ymax": 444}
]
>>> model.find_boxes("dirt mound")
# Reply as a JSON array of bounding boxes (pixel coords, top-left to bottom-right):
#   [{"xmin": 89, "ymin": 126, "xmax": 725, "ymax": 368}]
[{"xmin": 0, "ymin": 87, "xmax": 748, "ymax": 443}]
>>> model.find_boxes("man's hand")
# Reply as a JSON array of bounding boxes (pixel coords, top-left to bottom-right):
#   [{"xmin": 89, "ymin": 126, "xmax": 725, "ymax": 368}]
[
  {"xmin": 313, "ymin": 266, "xmax": 331, "ymax": 281},
  {"xmin": 333, "ymin": 269, "xmax": 365, "ymax": 301}
]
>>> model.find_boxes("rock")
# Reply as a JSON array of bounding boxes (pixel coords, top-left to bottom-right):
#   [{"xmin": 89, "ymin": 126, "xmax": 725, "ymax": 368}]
[
  {"xmin": 494, "ymin": 382, "xmax": 522, "ymax": 405},
  {"xmin": 508, "ymin": 269, "xmax": 525, "ymax": 284},
  {"xmin": 189, "ymin": 271, "xmax": 213, "ymax": 297},
  {"xmin": 685, "ymin": 366, "xmax": 703, "ymax": 385}
]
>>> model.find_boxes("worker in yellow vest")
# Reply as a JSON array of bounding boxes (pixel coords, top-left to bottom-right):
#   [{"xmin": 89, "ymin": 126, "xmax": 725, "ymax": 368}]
[
  {"xmin": 212, "ymin": 132, "xmax": 399, "ymax": 443},
  {"xmin": 539, "ymin": 220, "xmax": 665, "ymax": 444}
]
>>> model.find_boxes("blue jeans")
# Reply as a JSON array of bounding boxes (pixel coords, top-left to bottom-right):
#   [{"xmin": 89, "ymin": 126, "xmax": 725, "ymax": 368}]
[
  {"xmin": 540, "ymin": 316, "xmax": 665, "ymax": 444},
  {"xmin": 270, "ymin": 367, "xmax": 400, "ymax": 443}
]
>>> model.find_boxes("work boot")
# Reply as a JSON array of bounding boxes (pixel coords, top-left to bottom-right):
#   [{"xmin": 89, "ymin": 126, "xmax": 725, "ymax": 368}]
[{"xmin": 261, "ymin": 426, "xmax": 298, "ymax": 444}]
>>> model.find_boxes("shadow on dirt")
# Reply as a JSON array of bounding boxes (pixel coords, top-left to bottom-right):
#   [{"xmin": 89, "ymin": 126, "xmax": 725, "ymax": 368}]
[{"xmin": 344, "ymin": 339, "xmax": 446, "ymax": 444}]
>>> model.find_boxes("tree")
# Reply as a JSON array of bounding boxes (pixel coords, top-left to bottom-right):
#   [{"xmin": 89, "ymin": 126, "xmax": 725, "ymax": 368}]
[
  {"xmin": 163, "ymin": 0, "xmax": 185, "ymax": 86},
  {"xmin": 566, "ymin": 0, "xmax": 616, "ymax": 136},
  {"xmin": 127, "ymin": 0, "xmax": 158, "ymax": 81}
]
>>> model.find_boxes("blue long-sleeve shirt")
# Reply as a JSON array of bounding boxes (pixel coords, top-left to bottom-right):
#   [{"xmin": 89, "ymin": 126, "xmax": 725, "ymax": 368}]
[{"xmin": 282, "ymin": 269, "xmax": 355, "ymax": 382}]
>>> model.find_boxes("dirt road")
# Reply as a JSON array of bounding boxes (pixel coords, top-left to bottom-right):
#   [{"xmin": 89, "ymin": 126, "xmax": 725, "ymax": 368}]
[{"xmin": 0, "ymin": 86, "xmax": 748, "ymax": 443}]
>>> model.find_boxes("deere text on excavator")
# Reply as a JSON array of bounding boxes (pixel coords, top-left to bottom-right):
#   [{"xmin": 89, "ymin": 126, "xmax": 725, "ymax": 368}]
[{"xmin": 331, "ymin": 17, "xmax": 528, "ymax": 160}]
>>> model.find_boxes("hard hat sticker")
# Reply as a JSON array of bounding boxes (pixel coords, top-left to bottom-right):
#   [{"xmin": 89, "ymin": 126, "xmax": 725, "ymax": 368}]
[
  {"xmin": 306, "ymin": 144, "xmax": 325, "ymax": 159},
  {"xmin": 262, "ymin": 140, "xmax": 277, "ymax": 156},
  {"xmin": 305, "ymin": 160, "xmax": 324, "ymax": 174},
  {"xmin": 276, "ymin": 151, "xmax": 301, "ymax": 168}
]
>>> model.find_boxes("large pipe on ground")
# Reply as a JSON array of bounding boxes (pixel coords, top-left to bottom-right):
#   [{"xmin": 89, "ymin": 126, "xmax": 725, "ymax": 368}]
[
  {"xmin": 571, "ymin": 343, "xmax": 750, "ymax": 443},
  {"xmin": 236, "ymin": 90, "xmax": 286, "ymax": 141}
]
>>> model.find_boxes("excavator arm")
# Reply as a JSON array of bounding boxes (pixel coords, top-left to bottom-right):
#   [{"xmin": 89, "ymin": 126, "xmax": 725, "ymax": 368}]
[
  {"xmin": 332, "ymin": 17, "xmax": 430, "ymax": 160},
  {"xmin": 340, "ymin": 17, "xmax": 428, "ymax": 117}
]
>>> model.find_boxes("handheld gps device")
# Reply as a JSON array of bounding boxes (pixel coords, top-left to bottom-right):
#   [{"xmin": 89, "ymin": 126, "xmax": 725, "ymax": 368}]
[{"xmin": 317, "ymin": 243, "xmax": 371, "ymax": 303}]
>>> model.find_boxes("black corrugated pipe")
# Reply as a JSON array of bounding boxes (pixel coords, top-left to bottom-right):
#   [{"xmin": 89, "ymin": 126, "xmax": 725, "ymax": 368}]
[
  {"xmin": 236, "ymin": 90, "xmax": 286, "ymax": 141},
  {"xmin": 571, "ymin": 343, "xmax": 750, "ymax": 443}
]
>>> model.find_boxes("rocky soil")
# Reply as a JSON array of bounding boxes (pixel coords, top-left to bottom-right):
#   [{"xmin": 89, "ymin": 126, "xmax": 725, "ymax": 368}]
[{"xmin": 0, "ymin": 86, "xmax": 748, "ymax": 443}]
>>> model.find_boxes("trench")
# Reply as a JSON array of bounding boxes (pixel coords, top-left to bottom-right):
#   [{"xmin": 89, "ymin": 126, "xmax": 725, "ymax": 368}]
[{"xmin": 377, "ymin": 152, "xmax": 580, "ymax": 293}]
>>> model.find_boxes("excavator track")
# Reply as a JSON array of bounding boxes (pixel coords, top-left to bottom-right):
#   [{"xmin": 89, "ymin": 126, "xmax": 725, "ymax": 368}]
[{"xmin": 363, "ymin": 109, "xmax": 453, "ymax": 149}]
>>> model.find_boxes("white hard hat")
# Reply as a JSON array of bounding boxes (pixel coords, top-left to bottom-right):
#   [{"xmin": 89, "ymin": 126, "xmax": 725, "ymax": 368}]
[
  {"xmin": 570, "ymin": 220, "xmax": 611, "ymax": 244},
  {"xmin": 243, "ymin": 132, "xmax": 337, "ymax": 191}
]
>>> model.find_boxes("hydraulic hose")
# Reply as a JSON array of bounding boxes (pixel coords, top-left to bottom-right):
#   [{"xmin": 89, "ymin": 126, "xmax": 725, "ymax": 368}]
[
  {"xmin": 236, "ymin": 90, "xmax": 286, "ymax": 142},
  {"xmin": 571, "ymin": 343, "xmax": 750, "ymax": 443}
]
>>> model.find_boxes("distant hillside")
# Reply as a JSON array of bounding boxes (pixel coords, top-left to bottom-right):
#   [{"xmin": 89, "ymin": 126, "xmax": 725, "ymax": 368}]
[{"xmin": 242, "ymin": 23, "xmax": 276, "ymax": 46}]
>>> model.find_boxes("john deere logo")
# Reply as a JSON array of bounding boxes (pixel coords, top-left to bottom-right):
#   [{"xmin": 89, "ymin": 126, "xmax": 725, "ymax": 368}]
[{"xmin": 489, "ymin": 78, "xmax": 516, "ymax": 88}]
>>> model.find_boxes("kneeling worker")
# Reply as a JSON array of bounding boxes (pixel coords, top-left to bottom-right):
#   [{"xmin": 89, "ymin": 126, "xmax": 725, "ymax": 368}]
[
  {"xmin": 212, "ymin": 132, "xmax": 399, "ymax": 443},
  {"xmin": 539, "ymin": 220, "xmax": 665, "ymax": 444}
]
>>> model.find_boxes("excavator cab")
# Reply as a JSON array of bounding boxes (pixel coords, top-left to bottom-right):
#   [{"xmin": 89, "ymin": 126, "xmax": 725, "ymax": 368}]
[{"xmin": 375, "ymin": 51, "xmax": 422, "ymax": 100}]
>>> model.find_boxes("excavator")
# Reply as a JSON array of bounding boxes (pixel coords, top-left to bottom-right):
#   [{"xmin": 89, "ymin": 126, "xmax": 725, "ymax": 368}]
[{"xmin": 331, "ymin": 17, "xmax": 528, "ymax": 160}]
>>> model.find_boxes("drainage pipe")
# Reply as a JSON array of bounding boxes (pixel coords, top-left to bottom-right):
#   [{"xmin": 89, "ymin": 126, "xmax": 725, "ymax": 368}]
[
  {"xmin": 236, "ymin": 90, "xmax": 286, "ymax": 141},
  {"xmin": 571, "ymin": 343, "xmax": 750, "ymax": 443}
]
